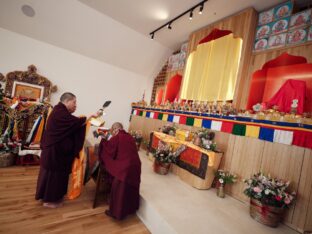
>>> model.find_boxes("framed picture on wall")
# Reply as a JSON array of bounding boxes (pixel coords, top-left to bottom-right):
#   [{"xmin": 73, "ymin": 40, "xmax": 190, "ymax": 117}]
[
  {"xmin": 289, "ymin": 9, "xmax": 311, "ymax": 30},
  {"xmin": 254, "ymin": 38, "xmax": 268, "ymax": 51},
  {"xmin": 271, "ymin": 17, "xmax": 290, "ymax": 35},
  {"xmin": 287, "ymin": 27, "xmax": 307, "ymax": 45},
  {"xmin": 256, "ymin": 24, "xmax": 271, "ymax": 39},
  {"xmin": 258, "ymin": 8, "xmax": 274, "ymax": 25},
  {"xmin": 273, "ymin": 1, "xmax": 293, "ymax": 21},
  {"xmin": 268, "ymin": 33, "xmax": 286, "ymax": 49},
  {"xmin": 12, "ymin": 81, "xmax": 44, "ymax": 101}
]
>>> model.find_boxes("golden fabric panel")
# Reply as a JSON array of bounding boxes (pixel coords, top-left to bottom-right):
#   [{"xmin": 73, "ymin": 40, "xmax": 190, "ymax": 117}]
[{"xmin": 181, "ymin": 34, "xmax": 242, "ymax": 101}]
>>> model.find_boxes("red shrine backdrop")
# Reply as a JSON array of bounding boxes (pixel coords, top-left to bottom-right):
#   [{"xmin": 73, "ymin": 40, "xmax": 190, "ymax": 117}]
[
  {"xmin": 164, "ymin": 74, "xmax": 182, "ymax": 102},
  {"xmin": 155, "ymin": 89, "xmax": 164, "ymax": 105},
  {"xmin": 247, "ymin": 53, "xmax": 312, "ymax": 113}
]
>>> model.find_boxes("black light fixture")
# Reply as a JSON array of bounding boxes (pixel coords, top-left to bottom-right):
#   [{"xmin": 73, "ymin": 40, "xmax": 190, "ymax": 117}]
[
  {"xmin": 189, "ymin": 10, "xmax": 193, "ymax": 20},
  {"xmin": 149, "ymin": 0, "xmax": 207, "ymax": 40},
  {"xmin": 167, "ymin": 22, "xmax": 172, "ymax": 30},
  {"xmin": 199, "ymin": 3, "xmax": 204, "ymax": 14}
]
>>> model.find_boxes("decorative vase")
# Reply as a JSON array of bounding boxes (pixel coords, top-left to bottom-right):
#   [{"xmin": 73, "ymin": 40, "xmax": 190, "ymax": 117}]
[
  {"xmin": 217, "ymin": 184, "xmax": 225, "ymax": 198},
  {"xmin": 153, "ymin": 160, "xmax": 171, "ymax": 175},
  {"xmin": 249, "ymin": 198, "xmax": 285, "ymax": 227}
]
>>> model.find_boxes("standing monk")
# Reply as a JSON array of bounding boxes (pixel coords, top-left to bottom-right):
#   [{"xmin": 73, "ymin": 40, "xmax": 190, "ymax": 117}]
[
  {"xmin": 36, "ymin": 92, "xmax": 90, "ymax": 208},
  {"xmin": 99, "ymin": 122, "xmax": 141, "ymax": 220}
]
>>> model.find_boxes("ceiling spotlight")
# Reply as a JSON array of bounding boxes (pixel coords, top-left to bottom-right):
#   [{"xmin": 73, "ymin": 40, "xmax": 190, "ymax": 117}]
[
  {"xmin": 150, "ymin": 33, "xmax": 154, "ymax": 40},
  {"xmin": 21, "ymin": 5, "xmax": 35, "ymax": 17},
  {"xmin": 189, "ymin": 10, "xmax": 193, "ymax": 20},
  {"xmin": 199, "ymin": 4, "xmax": 204, "ymax": 14},
  {"xmin": 167, "ymin": 23, "xmax": 172, "ymax": 30}
]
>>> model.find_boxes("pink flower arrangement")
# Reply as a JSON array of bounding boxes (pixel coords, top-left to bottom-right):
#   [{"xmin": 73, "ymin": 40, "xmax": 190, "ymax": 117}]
[{"xmin": 244, "ymin": 172, "xmax": 296, "ymax": 208}]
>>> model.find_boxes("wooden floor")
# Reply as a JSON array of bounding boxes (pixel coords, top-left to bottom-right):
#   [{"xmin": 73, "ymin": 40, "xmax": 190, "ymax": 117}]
[{"xmin": 0, "ymin": 166, "xmax": 150, "ymax": 234}]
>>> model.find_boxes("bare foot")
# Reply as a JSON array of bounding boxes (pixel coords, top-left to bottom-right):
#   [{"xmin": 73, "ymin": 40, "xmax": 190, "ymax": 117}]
[{"xmin": 43, "ymin": 202, "xmax": 63, "ymax": 208}]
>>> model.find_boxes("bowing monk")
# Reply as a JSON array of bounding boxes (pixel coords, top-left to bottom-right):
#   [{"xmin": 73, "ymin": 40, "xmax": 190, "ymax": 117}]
[
  {"xmin": 36, "ymin": 92, "xmax": 95, "ymax": 208},
  {"xmin": 99, "ymin": 122, "xmax": 141, "ymax": 220}
]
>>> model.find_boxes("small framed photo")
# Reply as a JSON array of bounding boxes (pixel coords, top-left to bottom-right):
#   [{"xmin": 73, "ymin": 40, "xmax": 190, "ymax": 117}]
[
  {"xmin": 12, "ymin": 81, "xmax": 44, "ymax": 101},
  {"xmin": 289, "ymin": 9, "xmax": 311, "ymax": 30},
  {"xmin": 287, "ymin": 27, "xmax": 308, "ymax": 45},
  {"xmin": 274, "ymin": 1, "xmax": 293, "ymax": 21},
  {"xmin": 256, "ymin": 24, "xmax": 271, "ymax": 39},
  {"xmin": 268, "ymin": 33, "xmax": 286, "ymax": 49},
  {"xmin": 271, "ymin": 17, "xmax": 290, "ymax": 35},
  {"xmin": 258, "ymin": 8, "xmax": 274, "ymax": 25},
  {"xmin": 308, "ymin": 26, "xmax": 312, "ymax": 42},
  {"xmin": 254, "ymin": 38, "xmax": 268, "ymax": 51}
]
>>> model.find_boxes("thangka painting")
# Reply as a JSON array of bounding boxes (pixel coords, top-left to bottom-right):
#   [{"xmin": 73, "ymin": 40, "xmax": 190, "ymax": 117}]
[
  {"xmin": 254, "ymin": 38, "xmax": 268, "ymax": 51},
  {"xmin": 258, "ymin": 8, "xmax": 274, "ymax": 25},
  {"xmin": 273, "ymin": 1, "xmax": 293, "ymax": 21},
  {"xmin": 308, "ymin": 26, "xmax": 312, "ymax": 42},
  {"xmin": 287, "ymin": 27, "xmax": 307, "ymax": 45},
  {"xmin": 290, "ymin": 9, "xmax": 311, "ymax": 30},
  {"xmin": 271, "ymin": 17, "xmax": 290, "ymax": 35},
  {"xmin": 268, "ymin": 33, "xmax": 286, "ymax": 49},
  {"xmin": 256, "ymin": 24, "xmax": 271, "ymax": 39}
]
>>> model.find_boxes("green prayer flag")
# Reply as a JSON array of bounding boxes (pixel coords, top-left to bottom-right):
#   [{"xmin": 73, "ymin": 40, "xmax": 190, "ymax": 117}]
[
  {"xmin": 232, "ymin": 124, "xmax": 246, "ymax": 136},
  {"xmin": 186, "ymin": 117, "xmax": 195, "ymax": 126}
]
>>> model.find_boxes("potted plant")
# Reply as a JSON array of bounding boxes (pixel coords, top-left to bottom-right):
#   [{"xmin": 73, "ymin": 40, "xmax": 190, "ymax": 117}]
[
  {"xmin": 243, "ymin": 172, "xmax": 296, "ymax": 227},
  {"xmin": 153, "ymin": 140, "xmax": 177, "ymax": 175},
  {"xmin": 194, "ymin": 129, "xmax": 217, "ymax": 151},
  {"xmin": 215, "ymin": 170, "xmax": 237, "ymax": 198},
  {"xmin": 160, "ymin": 124, "xmax": 176, "ymax": 136},
  {"xmin": 129, "ymin": 130, "xmax": 143, "ymax": 151},
  {"xmin": 0, "ymin": 135, "xmax": 18, "ymax": 168}
]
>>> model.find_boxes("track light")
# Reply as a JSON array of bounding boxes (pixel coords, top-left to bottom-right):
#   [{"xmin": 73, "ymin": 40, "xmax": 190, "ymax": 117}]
[
  {"xmin": 199, "ymin": 3, "xmax": 204, "ymax": 14},
  {"xmin": 149, "ymin": 0, "xmax": 208, "ymax": 39}
]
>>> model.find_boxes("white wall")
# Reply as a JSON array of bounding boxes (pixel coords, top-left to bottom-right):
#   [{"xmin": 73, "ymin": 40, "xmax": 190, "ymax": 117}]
[{"xmin": 0, "ymin": 27, "xmax": 147, "ymax": 140}]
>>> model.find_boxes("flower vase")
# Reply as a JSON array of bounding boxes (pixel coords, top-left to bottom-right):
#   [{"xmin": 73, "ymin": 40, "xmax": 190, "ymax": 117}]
[
  {"xmin": 217, "ymin": 184, "xmax": 225, "ymax": 198},
  {"xmin": 249, "ymin": 198, "xmax": 285, "ymax": 227},
  {"xmin": 153, "ymin": 160, "xmax": 171, "ymax": 175}
]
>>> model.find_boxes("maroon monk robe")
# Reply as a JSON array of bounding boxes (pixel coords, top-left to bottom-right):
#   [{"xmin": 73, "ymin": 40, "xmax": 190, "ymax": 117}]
[
  {"xmin": 35, "ymin": 102, "xmax": 86, "ymax": 202},
  {"xmin": 99, "ymin": 130, "xmax": 141, "ymax": 220}
]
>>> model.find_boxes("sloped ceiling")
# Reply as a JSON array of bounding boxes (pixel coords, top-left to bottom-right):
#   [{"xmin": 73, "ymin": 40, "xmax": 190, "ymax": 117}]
[
  {"xmin": 1, "ymin": 0, "xmax": 303, "ymax": 77},
  {"xmin": 79, "ymin": 0, "xmax": 287, "ymax": 49},
  {"xmin": 0, "ymin": 0, "xmax": 172, "ymax": 77}
]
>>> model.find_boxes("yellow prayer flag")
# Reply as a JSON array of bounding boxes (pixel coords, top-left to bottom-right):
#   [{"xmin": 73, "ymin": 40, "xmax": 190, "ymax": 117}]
[
  {"xmin": 162, "ymin": 114, "xmax": 168, "ymax": 121},
  {"xmin": 194, "ymin": 118, "xmax": 203, "ymax": 128},
  {"xmin": 245, "ymin": 125, "xmax": 260, "ymax": 138}
]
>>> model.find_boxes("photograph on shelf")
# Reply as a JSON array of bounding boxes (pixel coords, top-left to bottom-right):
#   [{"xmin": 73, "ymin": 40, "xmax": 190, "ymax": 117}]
[
  {"xmin": 268, "ymin": 33, "xmax": 286, "ymax": 49},
  {"xmin": 273, "ymin": 1, "xmax": 293, "ymax": 21},
  {"xmin": 271, "ymin": 17, "xmax": 290, "ymax": 35},
  {"xmin": 256, "ymin": 24, "xmax": 271, "ymax": 39},
  {"xmin": 287, "ymin": 27, "xmax": 307, "ymax": 45},
  {"xmin": 254, "ymin": 38, "xmax": 268, "ymax": 51},
  {"xmin": 308, "ymin": 26, "xmax": 312, "ymax": 42},
  {"xmin": 289, "ymin": 9, "xmax": 311, "ymax": 30}
]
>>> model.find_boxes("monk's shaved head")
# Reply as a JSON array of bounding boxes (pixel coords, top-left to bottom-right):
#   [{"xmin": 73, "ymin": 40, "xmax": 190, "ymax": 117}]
[
  {"xmin": 112, "ymin": 122, "xmax": 123, "ymax": 130},
  {"xmin": 60, "ymin": 92, "xmax": 76, "ymax": 103}
]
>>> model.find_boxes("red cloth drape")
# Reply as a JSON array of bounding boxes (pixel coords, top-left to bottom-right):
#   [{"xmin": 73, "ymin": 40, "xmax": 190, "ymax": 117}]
[{"xmin": 267, "ymin": 79, "xmax": 306, "ymax": 114}]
